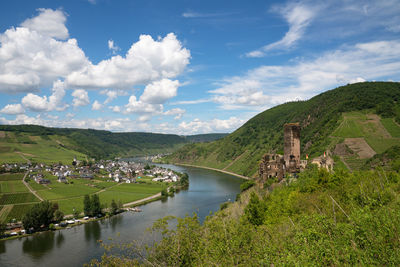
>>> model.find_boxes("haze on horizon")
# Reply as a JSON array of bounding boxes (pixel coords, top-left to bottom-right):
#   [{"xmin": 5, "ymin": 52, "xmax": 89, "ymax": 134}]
[{"xmin": 0, "ymin": 0, "xmax": 399, "ymax": 135}]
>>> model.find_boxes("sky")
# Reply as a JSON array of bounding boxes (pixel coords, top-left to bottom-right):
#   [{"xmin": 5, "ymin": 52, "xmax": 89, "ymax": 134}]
[{"xmin": 0, "ymin": 0, "xmax": 400, "ymax": 135}]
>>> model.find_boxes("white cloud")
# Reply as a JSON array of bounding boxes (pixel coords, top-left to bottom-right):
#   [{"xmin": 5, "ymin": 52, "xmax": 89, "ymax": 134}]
[
  {"xmin": 178, "ymin": 117, "xmax": 244, "ymax": 135},
  {"xmin": 0, "ymin": 10, "xmax": 88, "ymax": 93},
  {"xmin": 0, "ymin": 10, "xmax": 189, "ymax": 94},
  {"xmin": 216, "ymin": 40, "xmax": 400, "ymax": 109},
  {"xmin": 21, "ymin": 8, "xmax": 69, "ymax": 39},
  {"xmin": 71, "ymin": 89, "xmax": 90, "ymax": 107},
  {"xmin": 21, "ymin": 80, "xmax": 68, "ymax": 112},
  {"xmin": 108, "ymin": 39, "xmax": 120, "ymax": 54},
  {"xmin": 100, "ymin": 89, "xmax": 129, "ymax": 104},
  {"xmin": 247, "ymin": 2, "xmax": 317, "ymax": 57},
  {"xmin": 66, "ymin": 33, "xmax": 190, "ymax": 89},
  {"xmin": 0, "ymin": 104, "xmax": 25, "ymax": 115},
  {"xmin": 124, "ymin": 95, "xmax": 163, "ymax": 114},
  {"xmin": 164, "ymin": 108, "xmax": 185, "ymax": 120},
  {"xmin": 140, "ymin": 79, "xmax": 180, "ymax": 104},
  {"xmin": 110, "ymin": 106, "xmax": 121, "ymax": 113},
  {"xmin": 92, "ymin": 100, "xmax": 103, "ymax": 110}
]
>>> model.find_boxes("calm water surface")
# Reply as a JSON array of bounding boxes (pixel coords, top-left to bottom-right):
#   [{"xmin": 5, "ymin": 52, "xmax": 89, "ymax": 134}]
[{"xmin": 0, "ymin": 164, "xmax": 244, "ymax": 266}]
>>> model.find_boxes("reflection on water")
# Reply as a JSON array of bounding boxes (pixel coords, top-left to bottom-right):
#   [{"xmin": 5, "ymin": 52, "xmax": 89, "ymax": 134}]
[
  {"xmin": 56, "ymin": 232, "xmax": 65, "ymax": 248},
  {"xmin": 22, "ymin": 232, "xmax": 55, "ymax": 260},
  {"xmin": 84, "ymin": 221, "xmax": 101, "ymax": 242},
  {"xmin": 0, "ymin": 164, "xmax": 244, "ymax": 266}
]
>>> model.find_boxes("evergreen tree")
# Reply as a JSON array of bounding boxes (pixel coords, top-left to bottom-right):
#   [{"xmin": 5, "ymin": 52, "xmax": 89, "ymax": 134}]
[
  {"xmin": 91, "ymin": 194, "xmax": 101, "ymax": 215},
  {"xmin": 83, "ymin": 194, "xmax": 91, "ymax": 216}
]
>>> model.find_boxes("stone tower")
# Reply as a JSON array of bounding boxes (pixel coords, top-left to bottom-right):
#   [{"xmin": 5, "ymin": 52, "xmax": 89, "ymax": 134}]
[{"xmin": 284, "ymin": 123, "xmax": 301, "ymax": 170}]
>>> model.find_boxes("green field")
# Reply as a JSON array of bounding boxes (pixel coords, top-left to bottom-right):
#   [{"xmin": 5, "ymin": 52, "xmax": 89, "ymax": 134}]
[
  {"xmin": 5, "ymin": 204, "xmax": 35, "ymax": 222},
  {"xmin": 332, "ymin": 112, "xmax": 400, "ymax": 159},
  {"xmin": 0, "ymin": 173, "xmax": 24, "ymax": 181},
  {"xmin": 381, "ymin": 118, "xmax": 400, "ymax": 137},
  {"xmin": 0, "ymin": 193, "xmax": 39, "ymax": 205},
  {"xmin": 0, "ymin": 132, "xmax": 87, "ymax": 164},
  {"xmin": 0, "ymin": 180, "xmax": 29, "ymax": 193}
]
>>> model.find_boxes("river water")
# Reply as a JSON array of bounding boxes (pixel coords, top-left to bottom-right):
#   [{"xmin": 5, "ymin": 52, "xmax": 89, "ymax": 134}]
[{"xmin": 0, "ymin": 164, "xmax": 244, "ymax": 266}]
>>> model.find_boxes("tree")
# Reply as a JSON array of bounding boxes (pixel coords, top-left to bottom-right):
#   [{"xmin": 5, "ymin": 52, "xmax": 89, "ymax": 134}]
[
  {"xmin": 110, "ymin": 199, "xmax": 118, "ymax": 215},
  {"xmin": 244, "ymin": 192, "xmax": 265, "ymax": 226},
  {"xmin": 91, "ymin": 194, "xmax": 101, "ymax": 216},
  {"xmin": 84, "ymin": 194, "xmax": 92, "ymax": 216},
  {"xmin": 161, "ymin": 188, "xmax": 168, "ymax": 198},
  {"xmin": 54, "ymin": 210, "xmax": 64, "ymax": 222},
  {"xmin": 179, "ymin": 173, "xmax": 189, "ymax": 187},
  {"xmin": 22, "ymin": 201, "xmax": 55, "ymax": 231}
]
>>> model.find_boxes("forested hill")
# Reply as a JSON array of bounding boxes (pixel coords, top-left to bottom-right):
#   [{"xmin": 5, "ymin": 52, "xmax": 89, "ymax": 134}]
[
  {"xmin": 164, "ymin": 82, "xmax": 400, "ymax": 177},
  {"xmin": 0, "ymin": 125, "xmax": 227, "ymax": 162}
]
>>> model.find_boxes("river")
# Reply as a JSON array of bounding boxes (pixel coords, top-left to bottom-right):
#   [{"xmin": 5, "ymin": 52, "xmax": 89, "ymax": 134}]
[{"xmin": 0, "ymin": 164, "xmax": 244, "ymax": 266}]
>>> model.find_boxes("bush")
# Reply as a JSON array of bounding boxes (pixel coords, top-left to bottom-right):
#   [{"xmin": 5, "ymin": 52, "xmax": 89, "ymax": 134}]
[{"xmin": 240, "ymin": 180, "xmax": 255, "ymax": 192}]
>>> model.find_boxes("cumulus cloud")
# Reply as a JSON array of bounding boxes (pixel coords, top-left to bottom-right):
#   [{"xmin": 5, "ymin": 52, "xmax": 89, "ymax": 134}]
[
  {"xmin": 92, "ymin": 100, "xmax": 103, "ymax": 110},
  {"xmin": 216, "ymin": 40, "xmax": 400, "ymax": 110},
  {"xmin": 21, "ymin": 80, "xmax": 68, "ymax": 112},
  {"xmin": 164, "ymin": 108, "xmax": 185, "ymax": 120},
  {"xmin": 125, "ymin": 95, "xmax": 163, "ymax": 114},
  {"xmin": 178, "ymin": 117, "xmax": 244, "ymax": 134},
  {"xmin": 0, "ymin": 10, "xmax": 88, "ymax": 93},
  {"xmin": 108, "ymin": 39, "xmax": 120, "ymax": 54},
  {"xmin": 66, "ymin": 33, "xmax": 190, "ymax": 89},
  {"xmin": 140, "ymin": 79, "xmax": 180, "ymax": 104},
  {"xmin": 21, "ymin": 8, "xmax": 69, "ymax": 39},
  {"xmin": 71, "ymin": 89, "xmax": 90, "ymax": 107},
  {"xmin": 247, "ymin": 2, "xmax": 317, "ymax": 57},
  {"xmin": 0, "ymin": 9, "xmax": 189, "ymax": 95},
  {"xmin": 0, "ymin": 104, "xmax": 25, "ymax": 115},
  {"xmin": 100, "ymin": 89, "xmax": 129, "ymax": 104}
]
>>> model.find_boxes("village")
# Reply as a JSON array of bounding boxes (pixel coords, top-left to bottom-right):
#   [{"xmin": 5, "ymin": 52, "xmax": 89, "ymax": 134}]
[{"xmin": 2, "ymin": 158, "xmax": 180, "ymax": 186}]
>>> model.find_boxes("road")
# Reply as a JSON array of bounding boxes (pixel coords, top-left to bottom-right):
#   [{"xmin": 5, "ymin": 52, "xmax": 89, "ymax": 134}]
[
  {"xmin": 22, "ymin": 171, "xmax": 44, "ymax": 201},
  {"xmin": 123, "ymin": 192, "xmax": 161, "ymax": 207}
]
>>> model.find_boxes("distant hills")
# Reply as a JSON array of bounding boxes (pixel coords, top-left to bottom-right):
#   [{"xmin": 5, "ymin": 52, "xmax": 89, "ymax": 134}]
[
  {"xmin": 0, "ymin": 124, "xmax": 227, "ymax": 164},
  {"xmin": 164, "ymin": 82, "xmax": 400, "ymax": 177}
]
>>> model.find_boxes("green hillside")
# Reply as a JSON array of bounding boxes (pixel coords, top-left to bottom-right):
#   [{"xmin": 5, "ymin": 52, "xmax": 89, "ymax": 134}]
[
  {"xmin": 0, "ymin": 125, "xmax": 227, "ymax": 164},
  {"xmin": 164, "ymin": 82, "xmax": 400, "ymax": 177}
]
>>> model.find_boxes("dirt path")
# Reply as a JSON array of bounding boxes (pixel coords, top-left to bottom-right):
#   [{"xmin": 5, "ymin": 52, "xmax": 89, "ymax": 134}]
[
  {"xmin": 123, "ymin": 192, "xmax": 162, "ymax": 207},
  {"xmin": 22, "ymin": 171, "xmax": 44, "ymax": 201},
  {"xmin": 223, "ymin": 151, "xmax": 248, "ymax": 171},
  {"xmin": 175, "ymin": 163, "xmax": 250, "ymax": 180},
  {"xmin": 344, "ymin": 138, "xmax": 376, "ymax": 159},
  {"xmin": 364, "ymin": 114, "xmax": 391, "ymax": 138}
]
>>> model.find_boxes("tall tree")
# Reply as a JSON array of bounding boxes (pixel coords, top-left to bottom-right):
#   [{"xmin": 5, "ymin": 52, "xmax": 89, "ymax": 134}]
[{"xmin": 83, "ymin": 194, "xmax": 91, "ymax": 216}]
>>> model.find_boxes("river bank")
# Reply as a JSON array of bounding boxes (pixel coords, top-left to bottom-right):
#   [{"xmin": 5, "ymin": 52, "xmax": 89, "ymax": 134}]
[{"xmin": 172, "ymin": 163, "xmax": 251, "ymax": 180}]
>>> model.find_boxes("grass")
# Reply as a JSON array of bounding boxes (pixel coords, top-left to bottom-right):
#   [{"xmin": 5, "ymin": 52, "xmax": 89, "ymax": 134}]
[
  {"xmin": 0, "ymin": 193, "xmax": 39, "ymax": 205},
  {"xmin": 0, "ymin": 173, "xmax": 24, "ymax": 181},
  {"xmin": 37, "ymin": 184, "xmax": 99, "ymax": 200},
  {"xmin": 0, "ymin": 205, "xmax": 13, "ymax": 222},
  {"xmin": 56, "ymin": 197, "xmax": 84, "ymax": 215},
  {"xmin": 381, "ymin": 118, "xmax": 400, "ymax": 137},
  {"xmin": 27, "ymin": 180, "xmax": 47, "ymax": 191},
  {"xmin": 0, "ymin": 132, "xmax": 87, "ymax": 164},
  {"xmin": 331, "ymin": 112, "xmax": 400, "ymax": 168},
  {"xmin": 5, "ymin": 204, "xmax": 35, "ymax": 222},
  {"xmin": 0, "ymin": 180, "xmax": 29, "ymax": 193}
]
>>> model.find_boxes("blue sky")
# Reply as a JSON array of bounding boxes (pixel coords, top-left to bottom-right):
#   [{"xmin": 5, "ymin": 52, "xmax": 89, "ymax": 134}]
[{"xmin": 0, "ymin": 0, "xmax": 400, "ymax": 134}]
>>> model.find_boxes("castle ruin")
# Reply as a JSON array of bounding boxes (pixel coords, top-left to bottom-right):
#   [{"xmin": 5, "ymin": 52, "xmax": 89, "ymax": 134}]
[{"xmin": 259, "ymin": 122, "xmax": 305, "ymax": 183}]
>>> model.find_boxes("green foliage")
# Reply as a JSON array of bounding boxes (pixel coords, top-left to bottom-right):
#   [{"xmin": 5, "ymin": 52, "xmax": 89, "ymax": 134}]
[
  {"xmin": 22, "ymin": 200, "xmax": 55, "ymax": 231},
  {"xmin": 161, "ymin": 188, "xmax": 168, "ymax": 198},
  {"xmin": 240, "ymin": 180, "xmax": 255, "ymax": 192},
  {"xmin": 165, "ymin": 82, "xmax": 400, "ymax": 176},
  {"xmin": 179, "ymin": 173, "xmax": 189, "ymax": 187},
  {"xmin": 110, "ymin": 199, "xmax": 118, "ymax": 215},
  {"xmin": 83, "ymin": 194, "xmax": 91, "ymax": 216},
  {"xmin": 91, "ymin": 194, "xmax": 101, "ymax": 216},
  {"xmin": 94, "ymin": 168, "xmax": 400, "ymax": 266},
  {"xmin": 244, "ymin": 192, "xmax": 265, "ymax": 226},
  {"xmin": 53, "ymin": 210, "xmax": 64, "ymax": 222}
]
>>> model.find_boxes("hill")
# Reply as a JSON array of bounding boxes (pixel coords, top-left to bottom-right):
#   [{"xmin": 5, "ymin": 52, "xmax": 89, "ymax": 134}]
[
  {"xmin": 0, "ymin": 125, "xmax": 227, "ymax": 164},
  {"xmin": 164, "ymin": 82, "xmax": 400, "ymax": 176}
]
